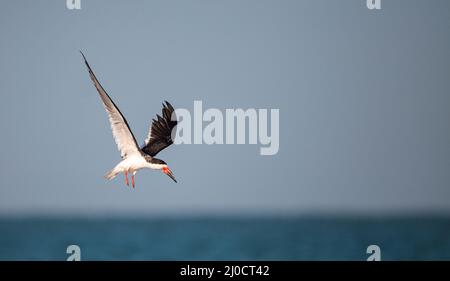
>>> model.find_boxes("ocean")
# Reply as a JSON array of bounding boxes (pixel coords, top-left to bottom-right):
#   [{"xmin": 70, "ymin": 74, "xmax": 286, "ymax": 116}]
[{"xmin": 0, "ymin": 216, "xmax": 449, "ymax": 260}]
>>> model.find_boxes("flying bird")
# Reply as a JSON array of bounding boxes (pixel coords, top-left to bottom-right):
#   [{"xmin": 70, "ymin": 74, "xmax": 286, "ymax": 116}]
[{"xmin": 80, "ymin": 52, "xmax": 177, "ymax": 187}]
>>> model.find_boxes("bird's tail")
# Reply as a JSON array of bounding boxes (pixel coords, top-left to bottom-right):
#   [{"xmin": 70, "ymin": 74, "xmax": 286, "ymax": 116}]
[{"xmin": 104, "ymin": 167, "xmax": 120, "ymax": 180}]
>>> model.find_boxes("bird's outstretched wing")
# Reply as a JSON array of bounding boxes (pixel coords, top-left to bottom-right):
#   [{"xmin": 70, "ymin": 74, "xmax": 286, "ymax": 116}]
[
  {"xmin": 81, "ymin": 52, "xmax": 141, "ymax": 159},
  {"xmin": 142, "ymin": 101, "xmax": 177, "ymax": 157}
]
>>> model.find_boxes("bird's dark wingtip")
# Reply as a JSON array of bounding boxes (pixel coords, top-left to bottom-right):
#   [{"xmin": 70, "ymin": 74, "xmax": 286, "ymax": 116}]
[
  {"xmin": 79, "ymin": 51, "xmax": 93, "ymax": 73},
  {"xmin": 164, "ymin": 101, "xmax": 174, "ymax": 111},
  {"xmin": 80, "ymin": 51, "xmax": 89, "ymax": 66},
  {"xmin": 79, "ymin": 50, "xmax": 86, "ymax": 60}
]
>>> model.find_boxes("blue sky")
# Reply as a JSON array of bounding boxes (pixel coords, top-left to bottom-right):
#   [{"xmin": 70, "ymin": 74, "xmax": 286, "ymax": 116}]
[{"xmin": 0, "ymin": 0, "xmax": 449, "ymax": 216}]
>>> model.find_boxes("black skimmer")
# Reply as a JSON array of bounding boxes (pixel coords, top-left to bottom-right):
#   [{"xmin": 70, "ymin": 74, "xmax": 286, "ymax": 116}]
[{"xmin": 80, "ymin": 52, "xmax": 177, "ymax": 187}]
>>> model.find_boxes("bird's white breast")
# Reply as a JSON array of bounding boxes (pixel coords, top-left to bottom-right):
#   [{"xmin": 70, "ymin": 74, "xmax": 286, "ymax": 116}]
[{"xmin": 118, "ymin": 154, "xmax": 149, "ymax": 171}]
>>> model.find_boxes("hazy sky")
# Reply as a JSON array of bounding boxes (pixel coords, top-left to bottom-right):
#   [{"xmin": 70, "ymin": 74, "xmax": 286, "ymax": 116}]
[{"xmin": 0, "ymin": 0, "xmax": 449, "ymax": 216}]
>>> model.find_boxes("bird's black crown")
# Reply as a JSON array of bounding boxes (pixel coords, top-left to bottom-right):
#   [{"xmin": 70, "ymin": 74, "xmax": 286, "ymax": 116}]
[{"xmin": 149, "ymin": 158, "xmax": 167, "ymax": 165}]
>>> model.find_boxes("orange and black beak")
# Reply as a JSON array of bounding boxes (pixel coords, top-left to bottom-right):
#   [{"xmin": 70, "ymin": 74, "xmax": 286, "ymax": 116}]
[{"xmin": 162, "ymin": 167, "xmax": 177, "ymax": 183}]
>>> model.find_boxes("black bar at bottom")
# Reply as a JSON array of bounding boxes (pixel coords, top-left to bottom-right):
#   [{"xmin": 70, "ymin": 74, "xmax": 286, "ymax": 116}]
[{"xmin": 0, "ymin": 261, "xmax": 449, "ymax": 280}]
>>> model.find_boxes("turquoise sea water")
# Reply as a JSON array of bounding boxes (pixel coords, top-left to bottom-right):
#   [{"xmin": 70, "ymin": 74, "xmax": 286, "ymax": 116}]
[{"xmin": 0, "ymin": 217, "xmax": 449, "ymax": 260}]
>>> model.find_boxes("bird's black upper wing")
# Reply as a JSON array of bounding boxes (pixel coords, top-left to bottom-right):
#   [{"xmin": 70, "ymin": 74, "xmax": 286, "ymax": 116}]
[{"xmin": 141, "ymin": 101, "xmax": 177, "ymax": 157}]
